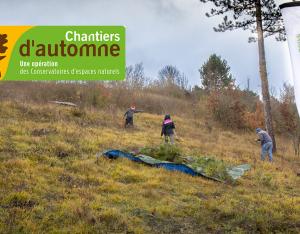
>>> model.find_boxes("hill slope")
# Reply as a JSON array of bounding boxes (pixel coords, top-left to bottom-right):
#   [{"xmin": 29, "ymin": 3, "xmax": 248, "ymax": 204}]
[{"xmin": 0, "ymin": 101, "xmax": 299, "ymax": 233}]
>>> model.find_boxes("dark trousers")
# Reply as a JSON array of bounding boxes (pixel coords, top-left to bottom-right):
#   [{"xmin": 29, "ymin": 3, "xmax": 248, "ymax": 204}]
[{"xmin": 125, "ymin": 117, "xmax": 133, "ymax": 127}]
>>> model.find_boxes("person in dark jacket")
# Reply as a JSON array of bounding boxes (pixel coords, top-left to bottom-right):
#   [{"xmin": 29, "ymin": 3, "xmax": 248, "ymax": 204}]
[
  {"xmin": 256, "ymin": 128, "xmax": 273, "ymax": 162},
  {"xmin": 124, "ymin": 106, "xmax": 142, "ymax": 128},
  {"xmin": 161, "ymin": 114, "xmax": 176, "ymax": 144}
]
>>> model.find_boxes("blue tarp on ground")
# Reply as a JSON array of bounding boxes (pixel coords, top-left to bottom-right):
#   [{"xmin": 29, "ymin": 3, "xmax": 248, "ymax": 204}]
[
  {"xmin": 100, "ymin": 149, "xmax": 250, "ymax": 182},
  {"xmin": 100, "ymin": 150, "xmax": 198, "ymax": 176},
  {"xmin": 101, "ymin": 149, "xmax": 144, "ymax": 163}
]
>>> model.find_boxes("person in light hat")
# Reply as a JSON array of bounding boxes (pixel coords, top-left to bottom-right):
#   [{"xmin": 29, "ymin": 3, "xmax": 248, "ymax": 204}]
[
  {"xmin": 256, "ymin": 128, "xmax": 273, "ymax": 162},
  {"xmin": 124, "ymin": 105, "xmax": 143, "ymax": 128}
]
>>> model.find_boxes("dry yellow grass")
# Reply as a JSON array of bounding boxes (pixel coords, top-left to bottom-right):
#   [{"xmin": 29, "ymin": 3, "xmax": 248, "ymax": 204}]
[{"xmin": 0, "ymin": 101, "xmax": 299, "ymax": 233}]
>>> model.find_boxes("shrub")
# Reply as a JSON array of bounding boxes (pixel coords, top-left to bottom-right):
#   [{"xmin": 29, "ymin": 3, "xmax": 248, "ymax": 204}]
[
  {"xmin": 207, "ymin": 91, "xmax": 247, "ymax": 129},
  {"xmin": 243, "ymin": 101, "xmax": 265, "ymax": 129}
]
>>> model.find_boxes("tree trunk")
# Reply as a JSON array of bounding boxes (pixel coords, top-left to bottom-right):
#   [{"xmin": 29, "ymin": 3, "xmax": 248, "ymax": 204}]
[{"xmin": 255, "ymin": 0, "xmax": 277, "ymax": 152}]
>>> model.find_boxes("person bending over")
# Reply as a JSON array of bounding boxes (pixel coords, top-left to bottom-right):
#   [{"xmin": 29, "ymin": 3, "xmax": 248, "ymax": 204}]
[{"xmin": 256, "ymin": 128, "xmax": 273, "ymax": 162}]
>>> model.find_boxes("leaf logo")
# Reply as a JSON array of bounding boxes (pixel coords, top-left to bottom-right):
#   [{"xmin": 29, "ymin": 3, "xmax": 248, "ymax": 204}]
[{"xmin": 0, "ymin": 34, "xmax": 8, "ymax": 78}]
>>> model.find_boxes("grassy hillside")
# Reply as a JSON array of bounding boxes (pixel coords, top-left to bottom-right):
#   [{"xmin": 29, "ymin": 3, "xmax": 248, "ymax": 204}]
[{"xmin": 0, "ymin": 101, "xmax": 299, "ymax": 233}]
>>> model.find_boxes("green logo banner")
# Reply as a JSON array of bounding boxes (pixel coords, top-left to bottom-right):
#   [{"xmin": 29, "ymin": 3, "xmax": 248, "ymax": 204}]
[{"xmin": 0, "ymin": 26, "xmax": 126, "ymax": 80}]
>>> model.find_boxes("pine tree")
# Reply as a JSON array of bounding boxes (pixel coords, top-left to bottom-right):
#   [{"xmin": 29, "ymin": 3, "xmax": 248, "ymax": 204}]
[
  {"xmin": 199, "ymin": 0, "xmax": 285, "ymax": 152},
  {"xmin": 199, "ymin": 54, "xmax": 235, "ymax": 91}
]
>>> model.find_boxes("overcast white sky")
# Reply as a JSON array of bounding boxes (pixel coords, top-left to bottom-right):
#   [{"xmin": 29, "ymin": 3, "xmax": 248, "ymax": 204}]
[{"xmin": 0, "ymin": 0, "xmax": 295, "ymax": 93}]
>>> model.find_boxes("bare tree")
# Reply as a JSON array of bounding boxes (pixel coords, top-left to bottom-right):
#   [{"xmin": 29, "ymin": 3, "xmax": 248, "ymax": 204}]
[
  {"xmin": 126, "ymin": 63, "xmax": 148, "ymax": 90},
  {"xmin": 158, "ymin": 65, "xmax": 188, "ymax": 90}
]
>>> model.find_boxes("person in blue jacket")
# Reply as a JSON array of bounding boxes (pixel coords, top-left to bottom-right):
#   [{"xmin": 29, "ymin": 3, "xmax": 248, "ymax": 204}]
[{"xmin": 256, "ymin": 128, "xmax": 273, "ymax": 162}]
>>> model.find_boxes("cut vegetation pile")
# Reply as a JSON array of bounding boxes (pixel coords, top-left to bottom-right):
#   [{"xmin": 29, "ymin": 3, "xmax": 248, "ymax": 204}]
[
  {"xmin": 105, "ymin": 145, "xmax": 250, "ymax": 182},
  {"xmin": 140, "ymin": 145, "xmax": 233, "ymax": 181},
  {"xmin": 140, "ymin": 144, "xmax": 183, "ymax": 163}
]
